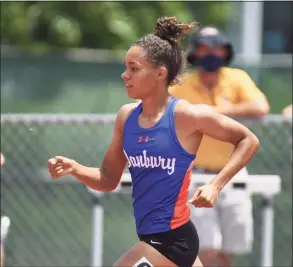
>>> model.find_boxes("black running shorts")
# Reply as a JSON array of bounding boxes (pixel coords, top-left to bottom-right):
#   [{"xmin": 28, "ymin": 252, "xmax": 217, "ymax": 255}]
[{"xmin": 138, "ymin": 220, "xmax": 199, "ymax": 267}]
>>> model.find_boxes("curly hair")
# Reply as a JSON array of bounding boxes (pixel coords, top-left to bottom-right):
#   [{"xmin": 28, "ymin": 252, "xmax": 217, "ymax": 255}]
[{"xmin": 133, "ymin": 16, "xmax": 198, "ymax": 86}]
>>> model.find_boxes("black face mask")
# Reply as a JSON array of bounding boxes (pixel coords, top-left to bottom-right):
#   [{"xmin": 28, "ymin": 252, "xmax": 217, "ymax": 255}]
[{"xmin": 197, "ymin": 54, "xmax": 224, "ymax": 72}]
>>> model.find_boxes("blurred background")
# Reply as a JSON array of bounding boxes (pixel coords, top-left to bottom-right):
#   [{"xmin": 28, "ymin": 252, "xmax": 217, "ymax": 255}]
[{"xmin": 0, "ymin": 1, "xmax": 292, "ymax": 267}]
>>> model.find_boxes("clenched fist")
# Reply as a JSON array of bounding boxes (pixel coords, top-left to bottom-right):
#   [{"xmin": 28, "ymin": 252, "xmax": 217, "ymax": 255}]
[
  {"xmin": 188, "ymin": 184, "xmax": 220, "ymax": 208},
  {"xmin": 48, "ymin": 156, "xmax": 76, "ymax": 179},
  {"xmin": 1, "ymin": 153, "xmax": 5, "ymax": 167}
]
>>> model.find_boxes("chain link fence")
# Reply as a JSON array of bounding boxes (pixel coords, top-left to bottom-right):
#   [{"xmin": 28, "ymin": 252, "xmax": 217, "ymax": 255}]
[{"xmin": 1, "ymin": 114, "xmax": 292, "ymax": 267}]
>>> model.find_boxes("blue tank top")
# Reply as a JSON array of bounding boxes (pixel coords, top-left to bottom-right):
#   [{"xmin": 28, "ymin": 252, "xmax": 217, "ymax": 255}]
[{"xmin": 123, "ymin": 97, "xmax": 196, "ymax": 235}]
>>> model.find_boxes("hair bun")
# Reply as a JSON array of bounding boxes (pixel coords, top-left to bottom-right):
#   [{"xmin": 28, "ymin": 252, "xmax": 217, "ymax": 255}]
[{"xmin": 153, "ymin": 16, "xmax": 196, "ymax": 44}]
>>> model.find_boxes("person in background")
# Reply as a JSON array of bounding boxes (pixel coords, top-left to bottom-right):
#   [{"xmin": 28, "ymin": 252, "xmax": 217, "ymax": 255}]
[{"xmin": 169, "ymin": 26, "xmax": 270, "ymax": 267}]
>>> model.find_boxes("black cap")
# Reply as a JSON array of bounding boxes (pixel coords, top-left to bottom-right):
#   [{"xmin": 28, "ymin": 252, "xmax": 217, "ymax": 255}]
[
  {"xmin": 187, "ymin": 26, "xmax": 234, "ymax": 65},
  {"xmin": 193, "ymin": 26, "xmax": 230, "ymax": 47}
]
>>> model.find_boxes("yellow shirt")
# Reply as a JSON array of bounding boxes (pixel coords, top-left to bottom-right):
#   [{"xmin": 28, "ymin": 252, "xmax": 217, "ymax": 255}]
[{"xmin": 169, "ymin": 67, "xmax": 267, "ymax": 171}]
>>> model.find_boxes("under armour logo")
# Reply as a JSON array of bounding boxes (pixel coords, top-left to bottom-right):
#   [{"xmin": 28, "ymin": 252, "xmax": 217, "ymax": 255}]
[{"xmin": 138, "ymin": 136, "xmax": 149, "ymax": 143}]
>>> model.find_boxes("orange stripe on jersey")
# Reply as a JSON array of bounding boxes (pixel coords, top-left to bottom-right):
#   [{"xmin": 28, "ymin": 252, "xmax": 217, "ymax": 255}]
[{"xmin": 170, "ymin": 164, "xmax": 193, "ymax": 229}]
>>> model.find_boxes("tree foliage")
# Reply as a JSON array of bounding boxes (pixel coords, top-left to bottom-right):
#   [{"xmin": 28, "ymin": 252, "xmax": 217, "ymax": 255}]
[{"xmin": 1, "ymin": 1, "xmax": 231, "ymax": 52}]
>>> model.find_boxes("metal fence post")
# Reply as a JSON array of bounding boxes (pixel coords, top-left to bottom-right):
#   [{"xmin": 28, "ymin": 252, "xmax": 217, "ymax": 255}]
[
  {"xmin": 87, "ymin": 188, "xmax": 104, "ymax": 267},
  {"xmin": 260, "ymin": 197, "xmax": 275, "ymax": 267}
]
